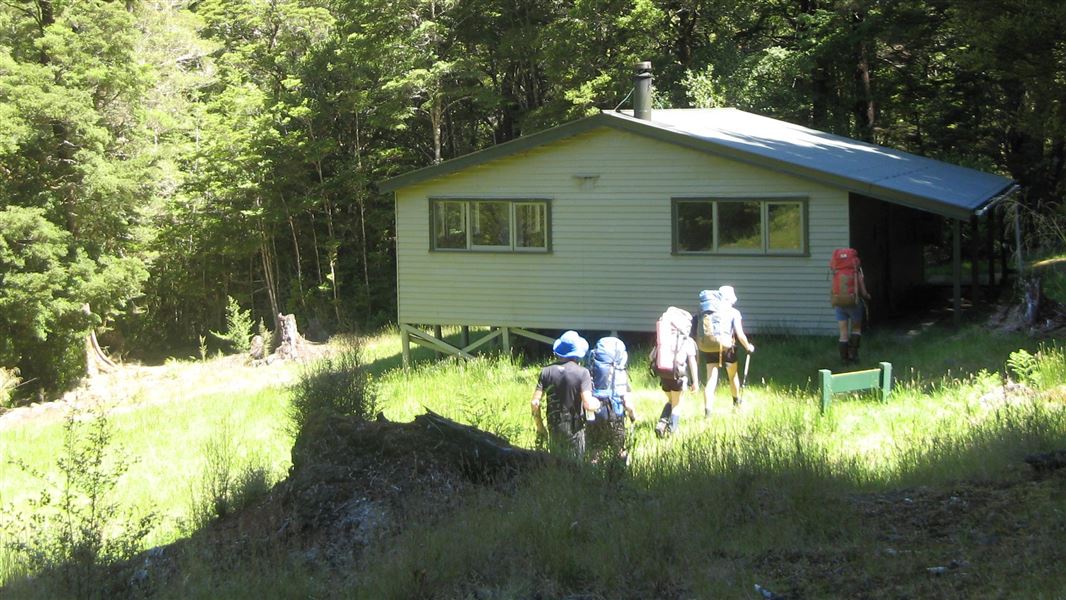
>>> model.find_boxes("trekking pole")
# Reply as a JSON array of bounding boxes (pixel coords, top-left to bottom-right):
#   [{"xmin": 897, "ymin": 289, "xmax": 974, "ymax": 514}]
[{"xmin": 739, "ymin": 351, "xmax": 751, "ymax": 403}]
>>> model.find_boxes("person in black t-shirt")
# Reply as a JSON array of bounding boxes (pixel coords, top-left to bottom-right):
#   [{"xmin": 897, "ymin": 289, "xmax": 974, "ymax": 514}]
[{"xmin": 531, "ymin": 330, "xmax": 600, "ymax": 459}]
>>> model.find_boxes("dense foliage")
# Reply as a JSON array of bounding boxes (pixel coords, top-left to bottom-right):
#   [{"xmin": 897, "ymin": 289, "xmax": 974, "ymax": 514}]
[{"xmin": 2, "ymin": 0, "xmax": 1064, "ymax": 398}]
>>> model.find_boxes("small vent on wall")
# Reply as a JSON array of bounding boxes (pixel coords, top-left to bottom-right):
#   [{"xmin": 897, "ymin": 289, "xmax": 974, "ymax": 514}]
[{"xmin": 573, "ymin": 173, "xmax": 600, "ymax": 191}]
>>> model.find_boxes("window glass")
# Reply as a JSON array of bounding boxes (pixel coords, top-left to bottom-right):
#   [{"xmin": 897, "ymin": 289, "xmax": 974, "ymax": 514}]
[
  {"xmin": 717, "ymin": 201, "xmax": 762, "ymax": 250},
  {"xmin": 434, "ymin": 201, "xmax": 467, "ymax": 249},
  {"xmin": 515, "ymin": 202, "xmax": 546, "ymax": 249},
  {"xmin": 471, "ymin": 201, "xmax": 510, "ymax": 247},
  {"xmin": 767, "ymin": 202, "xmax": 803, "ymax": 251},
  {"xmin": 676, "ymin": 201, "xmax": 714, "ymax": 252}
]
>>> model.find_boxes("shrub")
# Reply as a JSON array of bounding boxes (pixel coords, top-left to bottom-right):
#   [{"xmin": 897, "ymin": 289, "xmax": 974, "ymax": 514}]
[
  {"xmin": 288, "ymin": 340, "xmax": 378, "ymax": 437},
  {"xmin": 0, "ymin": 366, "xmax": 19, "ymax": 408},
  {"xmin": 0, "ymin": 406, "xmax": 156, "ymax": 598},
  {"xmin": 185, "ymin": 421, "xmax": 273, "ymax": 532}
]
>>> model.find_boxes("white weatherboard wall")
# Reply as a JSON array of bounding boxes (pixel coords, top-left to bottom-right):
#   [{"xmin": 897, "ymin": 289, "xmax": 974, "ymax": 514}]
[{"xmin": 394, "ymin": 127, "xmax": 849, "ymax": 335}]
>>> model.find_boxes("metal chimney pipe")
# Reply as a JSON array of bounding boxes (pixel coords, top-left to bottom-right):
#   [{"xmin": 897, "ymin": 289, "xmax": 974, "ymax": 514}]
[{"xmin": 633, "ymin": 61, "xmax": 653, "ymax": 120}]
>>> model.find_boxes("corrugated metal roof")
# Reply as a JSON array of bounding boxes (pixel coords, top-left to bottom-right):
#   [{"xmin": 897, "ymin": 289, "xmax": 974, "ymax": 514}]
[
  {"xmin": 380, "ymin": 107, "xmax": 1016, "ymax": 218},
  {"xmin": 610, "ymin": 108, "xmax": 1015, "ymax": 218}
]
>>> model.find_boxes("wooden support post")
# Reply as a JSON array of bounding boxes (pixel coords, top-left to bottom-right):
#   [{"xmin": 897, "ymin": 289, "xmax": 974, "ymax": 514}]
[
  {"xmin": 953, "ymin": 218, "xmax": 962, "ymax": 327},
  {"xmin": 1014, "ymin": 205, "xmax": 1024, "ymax": 275},
  {"xmin": 998, "ymin": 206, "xmax": 1008, "ymax": 285},
  {"xmin": 986, "ymin": 210, "xmax": 996, "ymax": 287},
  {"xmin": 401, "ymin": 326, "xmax": 411, "ymax": 368},
  {"xmin": 461, "ymin": 326, "xmax": 470, "ymax": 348},
  {"xmin": 970, "ymin": 215, "xmax": 980, "ymax": 304},
  {"xmin": 879, "ymin": 362, "xmax": 892, "ymax": 401},
  {"xmin": 401, "ymin": 324, "xmax": 475, "ymax": 360},
  {"xmin": 433, "ymin": 325, "xmax": 443, "ymax": 357},
  {"xmin": 501, "ymin": 326, "xmax": 511, "ymax": 355},
  {"xmin": 819, "ymin": 369, "xmax": 833, "ymax": 414}
]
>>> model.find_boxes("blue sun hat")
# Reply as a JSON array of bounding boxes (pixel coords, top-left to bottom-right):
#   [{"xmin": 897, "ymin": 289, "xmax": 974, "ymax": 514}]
[
  {"xmin": 552, "ymin": 330, "xmax": 589, "ymax": 360},
  {"xmin": 698, "ymin": 289, "xmax": 719, "ymax": 312}
]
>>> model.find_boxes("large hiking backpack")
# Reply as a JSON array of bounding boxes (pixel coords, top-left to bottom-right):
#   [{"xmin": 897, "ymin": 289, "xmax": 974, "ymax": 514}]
[
  {"xmin": 590, "ymin": 337, "xmax": 628, "ymax": 420},
  {"xmin": 653, "ymin": 306, "xmax": 692, "ymax": 379},
  {"xmin": 829, "ymin": 248, "xmax": 862, "ymax": 307},
  {"xmin": 696, "ymin": 289, "xmax": 735, "ymax": 353}
]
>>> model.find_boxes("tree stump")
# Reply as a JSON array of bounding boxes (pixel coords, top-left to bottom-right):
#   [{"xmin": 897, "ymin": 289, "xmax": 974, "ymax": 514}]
[
  {"xmin": 249, "ymin": 335, "xmax": 266, "ymax": 363},
  {"xmin": 275, "ymin": 313, "xmax": 305, "ymax": 360}
]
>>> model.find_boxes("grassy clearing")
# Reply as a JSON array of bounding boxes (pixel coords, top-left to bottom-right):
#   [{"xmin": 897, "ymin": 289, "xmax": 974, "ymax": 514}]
[
  {"xmin": 2, "ymin": 324, "xmax": 1065, "ymax": 597},
  {"xmin": 0, "ymin": 357, "xmax": 298, "ymax": 573},
  {"xmin": 344, "ymin": 325, "xmax": 1066, "ymax": 598}
]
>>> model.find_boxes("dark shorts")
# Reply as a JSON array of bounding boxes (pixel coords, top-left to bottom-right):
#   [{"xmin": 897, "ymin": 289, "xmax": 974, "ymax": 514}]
[
  {"xmin": 660, "ymin": 376, "xmax": 688, "ymax": 392},
  {"xmin": 834, "ymin": 300, "xmax": 865, "ymax": 322},
  {"xmin": 700, "ymin": 346, "xmax": 737, "ymax": 365},
  {"xmin": 547, "ymin": 418, "xmax": 586, "ymax": 459},
  {"xmin": 587, "ymin": 417, "xmax": 626, "ymax": 458}
]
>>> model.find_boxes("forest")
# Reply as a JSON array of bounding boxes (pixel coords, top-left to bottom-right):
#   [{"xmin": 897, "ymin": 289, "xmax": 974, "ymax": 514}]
[{"xmin": 2, "ymin": 0, "xmax": 1064, "ymax": 399}]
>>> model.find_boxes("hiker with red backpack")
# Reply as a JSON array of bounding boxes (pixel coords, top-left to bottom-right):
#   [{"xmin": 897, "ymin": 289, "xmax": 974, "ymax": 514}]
[
  {"xmin": 650, "ymin": 306, "xmax": 700, "ymax": 438},
  {"xmin": 531, "ymin": 330, "xmax": 601, "ymax": 459},
  {"xmin": 695, "ymin": 285, "xmax": 755, "ymax": 414},
  {"xmin": 829, "ymin": 248, "xmax": 872, "ymax": 364}
]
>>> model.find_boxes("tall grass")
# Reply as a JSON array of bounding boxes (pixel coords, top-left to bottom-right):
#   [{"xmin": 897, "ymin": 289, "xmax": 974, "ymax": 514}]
[
  {"xmin": 0, "ymin": 369, "xmax": 295, "ymax": 587},
  {"xmin": 3, "ymin": 326, "xmax": 1065, "ymax": 596},
  {"xmin": 340, "ymin": 331, "xmax": 1066, "ymax": 598}
]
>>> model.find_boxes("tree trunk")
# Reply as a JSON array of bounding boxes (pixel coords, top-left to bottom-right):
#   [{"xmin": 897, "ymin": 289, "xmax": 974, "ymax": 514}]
[
  {"xmin": 82, "ymin": 304, "xmax": 117, "ymax": 377},
  {"xmin": 260, "ymin": 243, "xmax": 281, "ymax": 332},
  {"xmin": 852, "ymin": 10, "xmax": 876, "ymax": 142}
]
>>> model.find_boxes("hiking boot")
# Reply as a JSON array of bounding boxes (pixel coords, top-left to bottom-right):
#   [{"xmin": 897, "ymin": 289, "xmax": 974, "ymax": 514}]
[
  {"xmin": 704, "ymin": 407, "xmax": 712, "ymax": 418},
  {"xmin": 733, "ymin": 397, "xmax": 741, "ymax": 409},
  {"xmin": 848, "ymin": 336, "xmax": 861, "ymax": 363},
  {"xmin": 838, "ymin": 341, "xmax": 851, "ymax": 364},
  {"xmin": 655, "ymin": 418, "xmax": 670, "ymax": 439}
]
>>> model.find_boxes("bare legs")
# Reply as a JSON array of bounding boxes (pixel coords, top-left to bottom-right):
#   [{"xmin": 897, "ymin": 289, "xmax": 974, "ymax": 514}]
[{"xmin": 704, "ymin": 361, "xmax": 741, "ymax": 414}]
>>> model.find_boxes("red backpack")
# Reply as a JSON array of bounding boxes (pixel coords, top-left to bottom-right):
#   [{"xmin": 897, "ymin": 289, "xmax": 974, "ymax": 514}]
[
  {"xmin": 829, "ymin": 248, "xmax": 861, "ymax": 307},
  {"xmin": 653, "ymin": 306, "xmax": 692, "ymax": 379}
]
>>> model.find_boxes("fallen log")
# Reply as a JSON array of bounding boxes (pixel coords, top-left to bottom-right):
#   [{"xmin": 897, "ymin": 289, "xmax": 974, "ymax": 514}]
[{"xmin": 412, "ymin": 409, "xmax": 551, "ymax": 480}]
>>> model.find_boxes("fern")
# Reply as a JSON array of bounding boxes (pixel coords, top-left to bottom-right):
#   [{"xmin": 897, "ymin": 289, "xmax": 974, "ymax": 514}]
[{"xmin": 1006, "ymin": 349, "xmax": 1037, "ymax": 384}]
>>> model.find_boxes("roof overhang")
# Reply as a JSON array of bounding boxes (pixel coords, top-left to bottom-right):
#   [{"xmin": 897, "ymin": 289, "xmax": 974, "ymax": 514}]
[{"xmin": 379, "ymin": 109, "xmax": 1016, "ymax": 220}]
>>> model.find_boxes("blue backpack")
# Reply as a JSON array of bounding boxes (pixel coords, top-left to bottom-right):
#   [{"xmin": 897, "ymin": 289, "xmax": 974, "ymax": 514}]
[{"xmin": 589, "ymin": 337, "xmax": 628, "ymax": 420}]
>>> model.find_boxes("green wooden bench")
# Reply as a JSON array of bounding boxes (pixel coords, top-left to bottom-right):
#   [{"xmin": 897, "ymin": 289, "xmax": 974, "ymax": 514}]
[{"xmin": 819, "ymin": 362, "xmax": 892, "ymax": 413}]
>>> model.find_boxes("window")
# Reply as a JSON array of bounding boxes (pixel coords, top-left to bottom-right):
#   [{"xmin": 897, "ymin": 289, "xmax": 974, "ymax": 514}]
[
  {"xmin": 673, "ymin": 197, "xmax": 807, "ymax": 255},
  {"xmin": 433, "ymin": 200, "xmax": 467, "ymax": 249},
  {"xmin": 431, "ymin": 199, "xmax": 550, "ymax": 252}
]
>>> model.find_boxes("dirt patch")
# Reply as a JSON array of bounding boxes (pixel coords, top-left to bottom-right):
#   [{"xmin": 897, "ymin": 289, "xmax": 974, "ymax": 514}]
[{"xmin": 0, "ymin": 346, "xmax": 330, "ymax": 431}]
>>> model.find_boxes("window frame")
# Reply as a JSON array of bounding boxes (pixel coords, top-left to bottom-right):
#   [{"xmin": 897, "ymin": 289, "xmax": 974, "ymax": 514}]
[
  {"xmin": 428, "ymin": 197, "xmax": 552, "ymax": 253},
  {"xmin": 671, "ymin": 196, "xmax": 809, "ymax": 256}
]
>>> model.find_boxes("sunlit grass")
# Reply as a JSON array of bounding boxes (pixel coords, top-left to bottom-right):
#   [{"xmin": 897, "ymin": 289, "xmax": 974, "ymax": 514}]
[
  {"xmin": 0, "ymin": 360, "xmax": 297, "ymax": 554},
  {"xmin": 2, "ymin": 325, "xmax": 1064, "ymax": 595}
]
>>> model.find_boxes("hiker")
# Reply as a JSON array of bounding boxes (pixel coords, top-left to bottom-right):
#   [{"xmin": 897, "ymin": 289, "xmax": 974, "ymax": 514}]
[
  {"xmin": 650, "ymin": 307, "xmax": 699, "ymax": 438},
  {"xmin": 696, "ymin": 286, "xmax": 755, "ymax": 414},
  {"xmin": 587, "ymin": 337, "xmax": 637, "ymax": 464},
  {"xmin": 829, "ymin": 248, "xmax": 872, "ymax": 363},
  {"xmin": 531, "ymin": 330, "xmax": 600, "ymax": 459}
]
